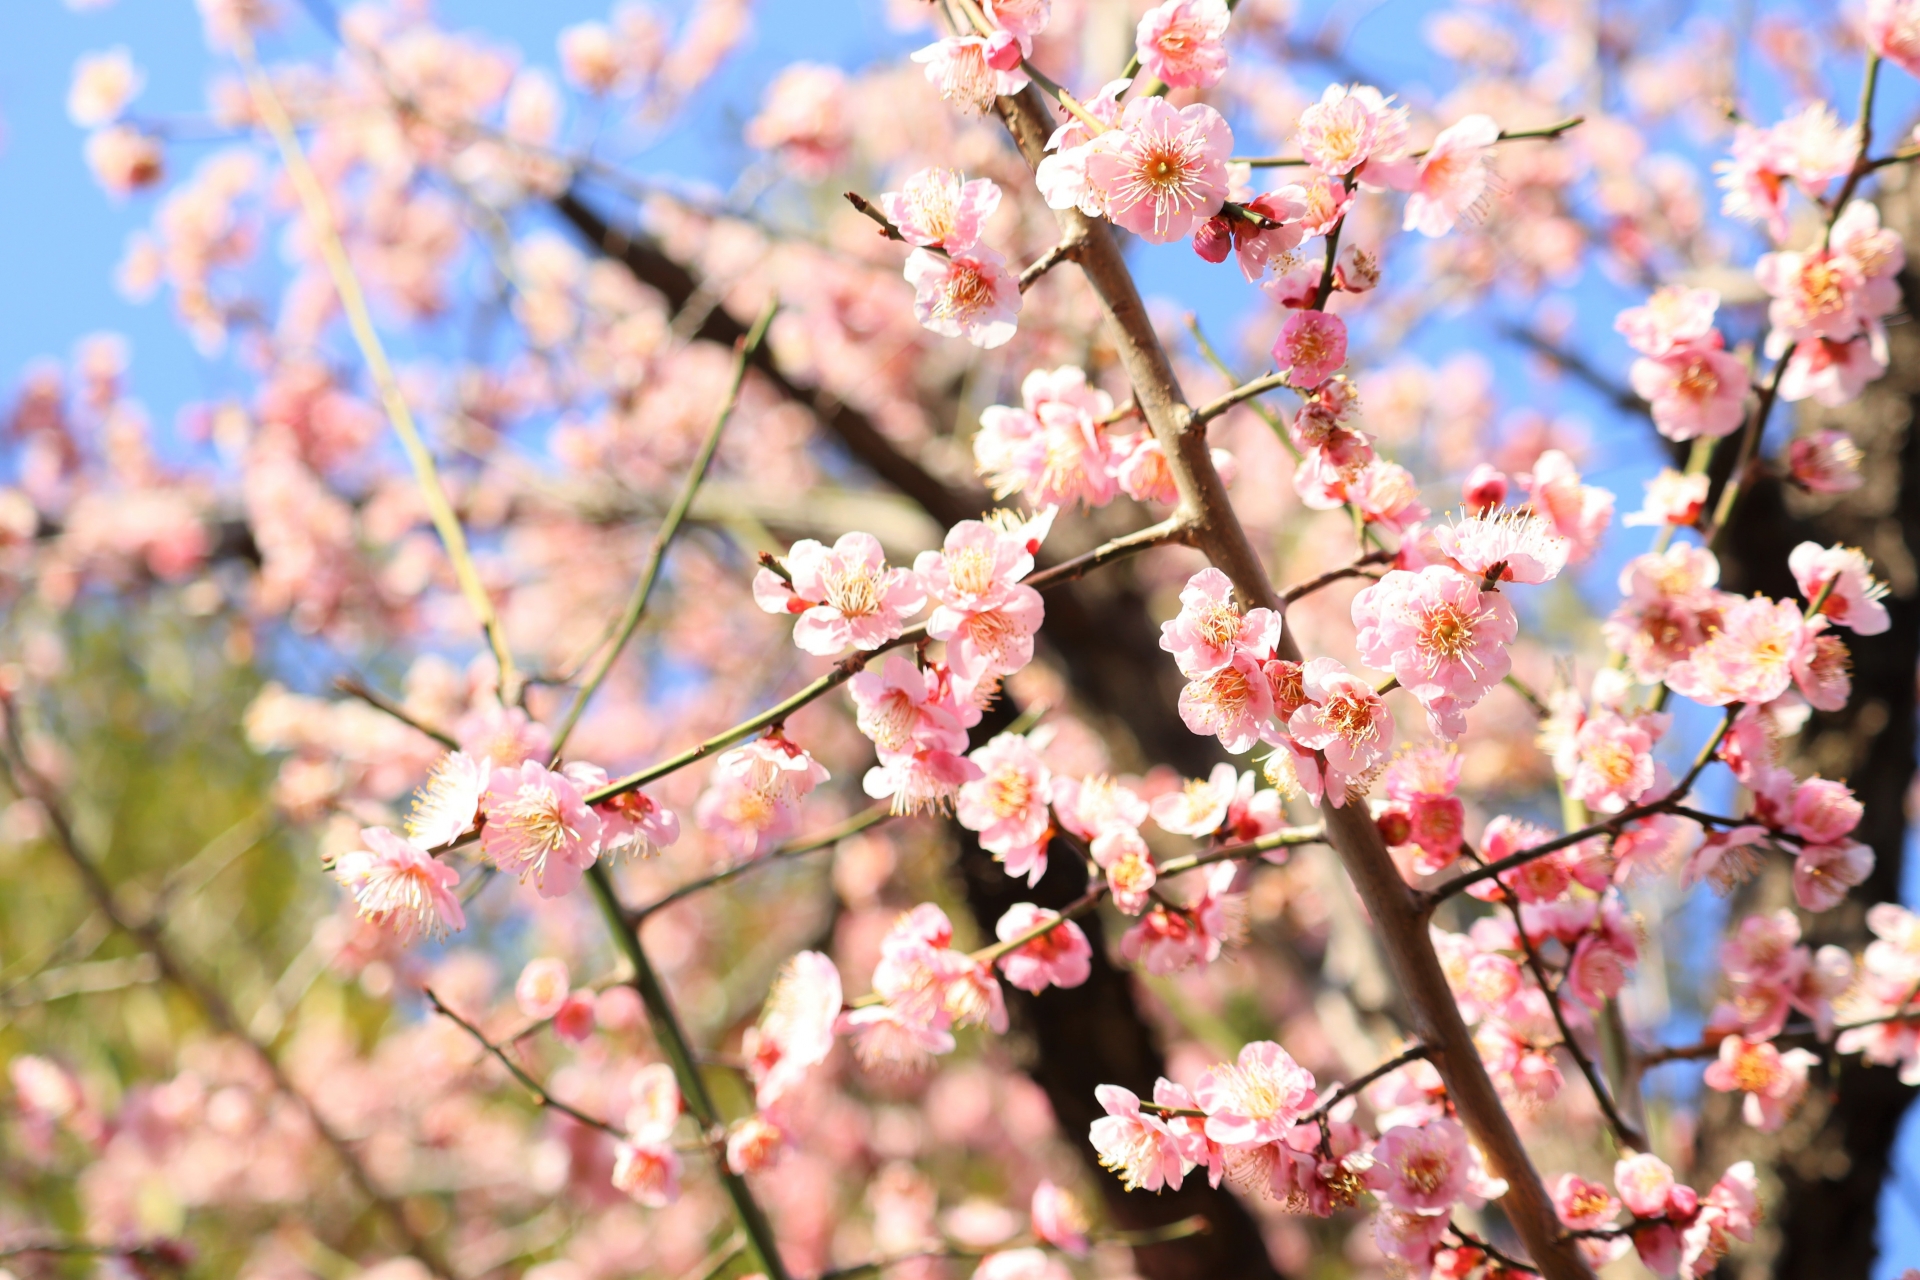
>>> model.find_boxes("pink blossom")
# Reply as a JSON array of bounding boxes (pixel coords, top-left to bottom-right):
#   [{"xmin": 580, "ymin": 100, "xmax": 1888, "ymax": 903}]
[
  {"xmin": 1352, "ymin": 565, "xmax": 1516, "ymax": 726},
  {"xmin": 1431, "ymin": 510, "xmax": 1569, "ymax": 584},
  {"xmin": 1757, "ymin": 244, "xmax": 1874, "ymax": 349},
  {"xmin": 850, "ymin": 654, "xmax": 970, "ymax": 764},
  {"xmin": 743, "ymin": 64, "xmax": 851, "ymax": 179},
  {"xmin": 1567, "ymin": 710, "xmax": 1663, "ymax": 813},
  {"xmin": 1461, "ymin": 462, "xmax": 1508, "ymax": 513},
  {"xmin": 1150, "ymin": 762, "xmax": 1239, "ymax": 836},
  {"xmin": 753, "ymin": 532, "xmax": 926, "ymax": 655},
  {"xmin": 405, "ymin": 750, "xmax": 485, "ymax": 849},
  {"xmin": 694, "ymin": 736, "xmax": 831, "ymax": 857},
  {"xmin": 1295, "ymin": 83, "xmax": 1411, "ymax": 183},
  {"xmin": 1372, "ymin": 1208, "xmax": 1452, "ymax": 1275},
  {"xmin": 1122, "ymin": 863, "xmax": 1242, "ymax": 973},
  {"xmin": 1086, "ymin": 97, "xmax": 1232, "ymax": 243},
  {"xmin": 1665, "ymin": 595, "xmax": 1813, "ymax": 707},
  {"xmin": 1716, "ymin": 122, "xmax": 1793, "ymax": 241},
  {"xmin": 1631, "ymin": 337, "xmax": 1750, "ymax": 441},
  {"xmin": 1088, "ymin": 1084, "xmax": 1186, "ymax": 1191},
  {"xmin": 1092, "ymin": 824, "xmax": 1159, "ymax": 913},
  {"xmin": 871, "ymin": 903, "xmax": 1007, "ymax": 1036},
  {"xmin": 1604, "ymin": 543, "xmax": 1730, "ymax": 682},
  {"xmin": 1868, "ymin": 0, "xmax": 1920, "ymax": 79},
  {"xmin": 838, "ymin": 1002, "xmax": 953, "ymax": 1077},
  {"xmin": 904, "ymin": 245, "xmax": 1022, "ymax": 348},
  {"xmin": 1179, "ymin": 651, "xmax": 1276, "ymax": 754},
  {"xmin": 1771, "ymin": 103, "xmax": 1860, "ymax": 189},
  {"xmin": 911, "ymin": 35, "xmax": 1028, "ymax": 115},
  {"xmin": 1793, "ymin": 840, "xmax": 1874, "ymax": 912},
  {"xmin": 1295, "ymin": 172, "xmax": 1354, "ymax": 233},
  {"xmin": 1521, "ymin": 450, "xmax": 1614, "ymax": 562},
  {"xmin": 611, "ymin": 1138, "xmax": 681, "ymax": 1207},
  {"xmin": 1195, "ymin": 1040, "xmax": 1317, "ymax": 1145},
  {"xmin": 973, "ymin": 366, "xmax": 1120, "ymax": 508},
  {"xmin": 1624, "ymin": 468, "xmax": 1711, "ymax": 527},
  {"xmin": 1553, "ymin": 1174, "xmax": 1622, "ymax": 1231},
  {"xmin": 1029, "ymin": 1181, "xmax": 1090, "ymax": 1256},
  {"xmin": 743, "ymin": 950, "xmax": 842, "ymax": 1108},
  {"xmin": 1194, "ymin": 187, "xmax": 1310, "ymax": 281},
  {"xmin": 994, "ymin": 904, "xmax": 1092, "ymax": 993},
  {"xmin": 1684, "ymin": 824, "xmax": 1771, "ymax": 896},
  {"xmin": 1052, "ymin": 774, "xmax": 1149, "ymax": 842},
  {"xmin": 1287, "ymin": 657, "xmax": 1393, "ymax": 804},
  {"xmin": 552, "ymin": 992, "xmax": 596, "ymax": 1042},
  {"xmin": 937, "ymin": 584, "xmax": 1045, "ymax": 686},
  {"xmin": 1614, "ymin": 1151, "xmax": 1680, "ymax": 1217},
  {"xmin": 515, "ymin": 957, "xmax": 570, "ymax": 1020},
  {"xmin": 68, "ymin": 47, "xmax": 144, "ymax": 128},
  {"xmin": 1830, "ymin": 200, "xmax": 1906, "ymax": 314},
  {"xmin": 1272, "ymin": 309, "xmax": 1347, "ymax": 389},
  {"xmin": 1346, "ymin": 458, "xmax": 1431, "ymax": 534},
  {"xmin": 1617, "ymin": 286, "xmax": 1722, "ymax": 356},
  {"xmin": 1786, "ymin": 776, "xmax": 1863, "ymax": 845},
  {"xmin": 85, "ymin": 125, "xmax": 164, "ymax": 197},
  {"xmin": 1682, "ymin": 1162, "xmax": 1761, "ymax": 1276},
  {"xmin": 1793, "ymin": 625, "xmax": 1854, "ymax": 711},
  {"xmin": 1384, "ymin": 746, "xmax": 1466, "ymax": 873},
  {"xmin": 480, "ymin": 761, "xmax": 603, "ymax": 897},
  {"xmin": 1034, "ymin": 79, "xmax": 1130, "ymax": 215},
  {"xmin": 877, "ymin": 168, "xmax": 1002, "ymax": 252},
  {"xmin": 1789, "ymin": 541, "xmax": 1890, "ymax": 634},
  {"xmin": 1778, "ymin": 334, "xmax": 1888, "ymax": 407},
  {"xmin": 1134, "ymin": 0, "xmax": 1231, "ymax": 88},
  {"xmin": 1160, "ymin": 567, "xmax": 1283, "ymax": 678},
  {"xmin": 1112, "ymin": 432, "xmax": 1176, "ymax": 504},
  {"xmin": 725, "ymin": 1114, "xmax": 787, "ymax": 1175},
  {"xmin": 1366, "ymin": 1118, "xmax": 1471, "ymax": 1213},
  {"xmin": 1702, "ymin": 1036, "xmax": 1817, "ymax": 1131},
  {"xmin": 1788, "ymin": 429, "xmax": 1865, "ymax": 493},
  {"xmin": 916, "ymin": 516, "xmax": 1040, "ymax": 620},
  {"xmin": 563, "ymin": 763, "xmax": 679, "ymax": 858},
  {"xmin": 1404, "ymin": 114, "xmax": 1499, "ymax": 236},
  {"xmin": 971, "ymin": 1249, "xmax": 1070, "ymax": 1280},
  {"xmin": 331, "ymin": 827, "xmax": 465, "ymax": 941},
  {"xmin": 984, "ymin": 0, "xmax": 1051, "ymax": 51},
  {"xmin": 957, "ymin": 734, "xmax": 1054, "ymax": 884},
  {"xmin": 455, "ymin": 705, "xmax": 551, "ymax": 770},
  {"xmin": 1120, "ymin": 902, "xmax": 1210, "ymax": 974}
]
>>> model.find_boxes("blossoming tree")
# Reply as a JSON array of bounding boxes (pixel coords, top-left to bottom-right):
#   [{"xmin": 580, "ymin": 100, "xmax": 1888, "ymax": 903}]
[{"xmin": 9, "ymin": 1, "xmax": 1920, "ymax": 1279}]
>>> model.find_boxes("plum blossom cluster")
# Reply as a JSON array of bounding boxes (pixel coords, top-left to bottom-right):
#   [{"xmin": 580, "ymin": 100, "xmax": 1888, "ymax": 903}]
[
  {"xmin": 1091, "ymin": 1041, "xmax": 1512, "ymax": 1275},
  {"xmin": 1552, "ymin": 1156, "xmax": 1760, "ymax": 1276},
  {"xmin": 332, "ymin": 707, "xmax": 681, "ymax": 938}
]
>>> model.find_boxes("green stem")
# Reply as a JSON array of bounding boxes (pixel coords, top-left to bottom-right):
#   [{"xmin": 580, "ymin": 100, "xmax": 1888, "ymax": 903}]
[
  {"xmin": 586, "ymin": 864, "xmax": 793, "ymax": 1280},
  {"xmin": 551, "ymin": 301, "xmax": 777, "ymax": 756}
]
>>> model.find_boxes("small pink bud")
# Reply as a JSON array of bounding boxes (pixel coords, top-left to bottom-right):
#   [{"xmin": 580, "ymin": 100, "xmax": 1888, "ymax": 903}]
[
  {"xmin": 984, "ymin": 29, "xmax": 1024, "ymax": 71},
  {"xmin": 1461, "ymin": 463, "xmax": 1509, "ymax": 514},
  {"xmin": 1192, "ymin": 214, "xmax": 1233, "ymax": 263},
  {"xmin": 552, "ymin": 991, "xmax": 597, "ymax": 1043}
]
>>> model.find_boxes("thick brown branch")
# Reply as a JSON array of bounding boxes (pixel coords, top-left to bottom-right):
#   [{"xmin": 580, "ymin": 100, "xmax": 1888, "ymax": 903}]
[{"xmin": 990, "ymin": 81, "xmax": 1595, "ymax": 1280}]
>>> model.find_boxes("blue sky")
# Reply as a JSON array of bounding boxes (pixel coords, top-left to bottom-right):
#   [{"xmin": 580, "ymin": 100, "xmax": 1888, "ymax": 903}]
[{"xmin": 8, "ymin": 0, "xmax": 1918, "ymax": 1271}]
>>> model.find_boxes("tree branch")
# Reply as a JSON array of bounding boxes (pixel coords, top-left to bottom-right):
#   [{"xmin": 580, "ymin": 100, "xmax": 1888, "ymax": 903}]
[{"xmin": 989, "ymin": 78, "xmax": 1596, "ymax": 1280}]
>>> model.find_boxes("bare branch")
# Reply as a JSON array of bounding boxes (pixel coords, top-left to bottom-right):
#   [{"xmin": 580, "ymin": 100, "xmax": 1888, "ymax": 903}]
[{"xmin": 425, "ymin": 988, "xmax": 625, "ymax": 1137}]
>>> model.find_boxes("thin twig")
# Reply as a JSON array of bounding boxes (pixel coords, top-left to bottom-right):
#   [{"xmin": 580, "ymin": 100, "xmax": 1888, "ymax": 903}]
[
  {"xmin": 1191, "ymin": 371, "xmax": 1293, "ymax": 425},
  {"xmin": 335, "ymin": 676, "xmax": 458, "ymax": 749},
  {"xmin": 1235, "ymin": 116, "xmax": 1585, "ymax": 167},
  {"xmin": 425, "ymin": 988, "xmax": 625, "ymax": 1137},
  {"xmin": 585, "ymin": 865, "xmax": 792, "ymax": 1280},
  {"xmin": 0, "ymin": 705, "xmax": 455, "ymax": 1278},
  {"xmin": 633, "ymin": 804, "xmax": 892, "ymax": 921},
  {"xmin": 1280, "ymin": 550, "xmax": 1394, "ymax": 604},
  {"xmin": 1498, "ymin": 886, "xmax": 1646, "ymax": 1151},
  {"xmin": 1019, "ymin": 236, "xmax": 1083, "ymax": 291},
  {"xmin": 550, "ymin": 301, "xmax": 777, "ymax": 756},
  {"xmin": 234, "ymin": 29, "xmax": 519, "ymax": 702}
]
